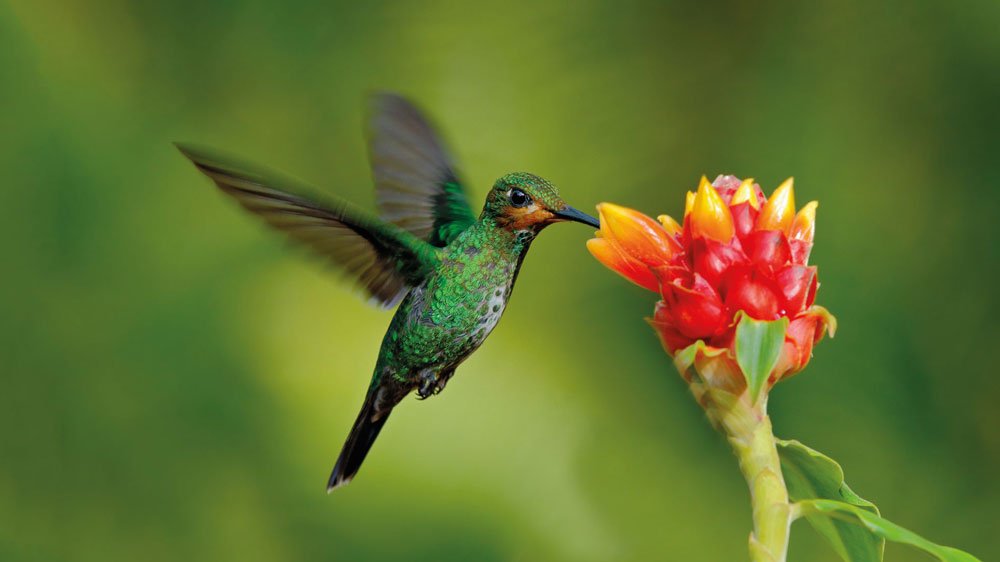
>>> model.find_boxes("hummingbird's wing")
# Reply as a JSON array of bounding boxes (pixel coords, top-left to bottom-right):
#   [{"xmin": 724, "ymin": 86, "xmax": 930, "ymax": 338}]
[
  {"xmin": 368, "ymin": 93, "xmax": 477, "ymax": 247},
  {"xmin": 177, "ymin": 143, "xmax": 439, "ymax": 308}
]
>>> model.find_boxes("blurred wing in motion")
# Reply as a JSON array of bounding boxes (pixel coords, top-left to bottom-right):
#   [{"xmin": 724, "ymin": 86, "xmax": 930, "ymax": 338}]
[
  {"xmin": 176, "ymin": 143, "xmax": 439, "ymax": 308},
  {"xmin": 369, "ymin": 93, "xmax": 477, "ymax": 247}
]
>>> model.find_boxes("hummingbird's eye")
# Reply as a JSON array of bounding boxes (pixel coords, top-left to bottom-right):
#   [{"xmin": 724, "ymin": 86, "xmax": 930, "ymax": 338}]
[{"xmin": 508, "ymin": 189, "xmax": 531, "ymax": 208}]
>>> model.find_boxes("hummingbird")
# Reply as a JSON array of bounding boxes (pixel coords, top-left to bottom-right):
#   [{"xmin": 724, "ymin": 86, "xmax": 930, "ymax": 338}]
[{"xmin": 177, "ymin": 94, "xmax": 598, "ymax": 491}]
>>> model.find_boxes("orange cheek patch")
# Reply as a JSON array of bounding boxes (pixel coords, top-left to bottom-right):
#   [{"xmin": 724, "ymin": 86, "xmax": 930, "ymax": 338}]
[{"xmin": 506, "ymin": 207, "xmax": 554, "ymax": 230}]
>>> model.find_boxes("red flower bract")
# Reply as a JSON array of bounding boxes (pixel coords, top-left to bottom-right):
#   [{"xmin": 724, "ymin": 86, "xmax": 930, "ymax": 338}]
[
  {"xmin": 589, "ymin": 175, "xmax": 835, "ymax": 386},
  {"xmin": 661, "ymin": 273, "xmax": 728, "ymax": 340}
]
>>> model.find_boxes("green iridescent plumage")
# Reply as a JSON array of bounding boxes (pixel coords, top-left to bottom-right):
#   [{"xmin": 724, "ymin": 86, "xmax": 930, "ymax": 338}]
[{"xmin": 177, "ymin": 94, "xmax": 598, "ymax": 491}]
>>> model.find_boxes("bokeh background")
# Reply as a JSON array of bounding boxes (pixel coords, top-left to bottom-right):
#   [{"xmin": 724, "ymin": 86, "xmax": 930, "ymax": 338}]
[{"xmin": 2, "ymin": 1, "xmax": 998, "ymax": 560}]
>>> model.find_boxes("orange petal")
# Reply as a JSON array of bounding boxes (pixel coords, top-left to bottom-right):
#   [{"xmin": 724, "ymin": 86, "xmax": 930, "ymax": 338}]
[
  {"xmin": 586, "ymin": 237, "xmax": 660, "ymax": 292},
  {"xmin": 730, "ymin": 178, "xmax": 760, "ymax": 210},
  {"xmin": 689, "ymin": 176, "xmax": 735, "ymax": 242},
  {"xmin": 597, "ymin": 203, "xmax": 678, "ymax": 266},
  {"xmin": 756, "ymin": 178, "xmax": 796, "ymax": 233},
  {"xmin": 684, "ymin": 190, "xmax": 696, "ymax": 219},
  {"xmin": 789, "ymin": 200, "xmax": 817, "ymax": 244},
  {"xmin": 657, "ymin": 214, "xmax": 683, "ymax": 236}
]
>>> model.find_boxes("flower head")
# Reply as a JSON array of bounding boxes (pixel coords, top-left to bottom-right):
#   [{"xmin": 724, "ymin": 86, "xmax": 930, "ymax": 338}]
[{"xmin": 589, "ymin": 175, "xmax": 834, "ymax": 390}]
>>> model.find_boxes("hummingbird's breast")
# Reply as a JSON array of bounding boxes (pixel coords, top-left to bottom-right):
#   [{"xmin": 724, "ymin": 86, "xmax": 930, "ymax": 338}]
[{"xmin": 377, "ymin": 223, "xmax": 534, "ymax": 376}]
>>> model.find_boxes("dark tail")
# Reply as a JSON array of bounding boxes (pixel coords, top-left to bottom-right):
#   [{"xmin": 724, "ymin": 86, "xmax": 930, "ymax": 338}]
[{"xmin": 327, "ymin": 391, "xmax": 392, "ymax": 492}]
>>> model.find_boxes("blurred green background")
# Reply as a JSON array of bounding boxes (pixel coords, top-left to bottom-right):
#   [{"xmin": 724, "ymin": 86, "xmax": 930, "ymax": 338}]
[{"xmin": 2, "ymin": 1, "xmax": 997, "ymax": 560}]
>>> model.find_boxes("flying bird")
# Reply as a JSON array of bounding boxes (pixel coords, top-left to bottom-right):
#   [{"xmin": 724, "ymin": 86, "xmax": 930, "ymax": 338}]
[{"xmin": 177, "ymin": 94, "xmax": 598, "ymax": 491}]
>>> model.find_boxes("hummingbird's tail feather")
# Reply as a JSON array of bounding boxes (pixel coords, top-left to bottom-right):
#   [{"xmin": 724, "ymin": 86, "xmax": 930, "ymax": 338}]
[{"xmin": 327, "ymin": 390, "xmax": 392, "ymax": 492}]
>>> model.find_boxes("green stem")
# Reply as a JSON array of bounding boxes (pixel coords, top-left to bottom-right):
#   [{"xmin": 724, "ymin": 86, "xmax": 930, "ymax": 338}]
[{"xmin": 719, "ymin": 397, "xmax": 792, "ymax": 562}]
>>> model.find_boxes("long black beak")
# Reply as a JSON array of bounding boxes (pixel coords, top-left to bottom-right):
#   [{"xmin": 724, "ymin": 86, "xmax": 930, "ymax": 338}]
[{"xmin": 553, "ymin": 205, "xmax": 600, "ymax": 228}]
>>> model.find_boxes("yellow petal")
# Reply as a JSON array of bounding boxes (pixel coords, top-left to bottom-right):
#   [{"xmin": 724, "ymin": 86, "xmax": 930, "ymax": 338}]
[
  {"xmin": 789, "ymin": 201, "xmax": 818, "ymax": 243},
  {"xmin": 756, "ymin": 177, "xmax": 796, "ymax": 233},
  {"xmin": 657, "ymin": 214, "xmax": 682, "ymax": 236},
  {"xmin": 730, "ymin": 178, "xmax": 759, "ymax": 210},
  {"xmin": 689, "ymin": 176, "xmax": 735, "ymax": 242},
  {"xmin": 684, "ymin": 190, "xmax": 696, "ymax": 219}
]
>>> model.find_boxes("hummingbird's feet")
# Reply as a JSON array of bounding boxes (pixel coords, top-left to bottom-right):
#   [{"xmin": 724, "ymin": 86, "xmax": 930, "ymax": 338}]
[
  {"xmin": 416, "ymin": 375, "xmax": 438, "ymax": 400},
  {"xmin": 416, "ymin": 370, "xmax": 438, "ymax": 399},
  {"xmin": 416, "ymin": 368, "xmax": 455, "ymax": 399}
]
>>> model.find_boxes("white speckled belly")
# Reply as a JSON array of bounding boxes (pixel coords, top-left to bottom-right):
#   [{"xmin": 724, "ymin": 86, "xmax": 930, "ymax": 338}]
[{"xmin": 460, "ymin": 282, "xmax": 504, "ymax": 348}]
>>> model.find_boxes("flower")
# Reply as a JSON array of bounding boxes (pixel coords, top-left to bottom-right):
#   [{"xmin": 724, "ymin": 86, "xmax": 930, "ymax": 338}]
[{"xmin": 589, "ymin": 175, "xmax": 835, "ymax": 388}]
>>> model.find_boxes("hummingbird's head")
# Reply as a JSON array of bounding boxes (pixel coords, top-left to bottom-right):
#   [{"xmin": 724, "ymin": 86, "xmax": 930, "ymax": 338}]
[{"xmin": 482, "ymin": 172, "xmax": 599, "ymax": 232}]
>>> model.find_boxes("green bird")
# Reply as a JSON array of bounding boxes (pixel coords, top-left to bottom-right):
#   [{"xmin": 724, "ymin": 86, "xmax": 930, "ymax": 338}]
[{"xmin": 177, "ymin": 94, "xmax": 598, "ymax": 491}]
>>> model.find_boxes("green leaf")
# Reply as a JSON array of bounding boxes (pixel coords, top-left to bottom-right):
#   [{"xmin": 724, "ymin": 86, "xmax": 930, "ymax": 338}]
[
  {"xmin": 779, "ymin": 440, "xmax": 982, "ymax": 562},
  {"xmin": 778, "ymin": 439, "xmax": 883, "ymax": 561},
  {"xmin": 796, "ymin": 500, "xmax": 982, "ymax": 562},
  {"xmin": 733, "ymin": 313, "xmax": 787, "ymax": 403}
]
